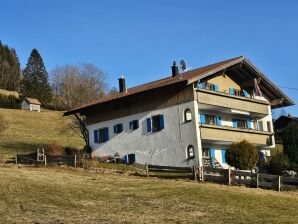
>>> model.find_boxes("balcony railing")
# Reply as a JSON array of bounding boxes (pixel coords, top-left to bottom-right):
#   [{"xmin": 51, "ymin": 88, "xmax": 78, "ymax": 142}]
[
  {"xmin": 197, "ymin": 88, "xmax": 269, "ymax": 115},
  {"xmin": 200, "ymin": 123, "xmax": 274, "ymax": 146}
]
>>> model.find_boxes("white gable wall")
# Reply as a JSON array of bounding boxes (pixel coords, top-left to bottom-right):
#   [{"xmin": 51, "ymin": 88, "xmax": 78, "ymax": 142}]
[{"xmin": 87, "ymin": 101, "xmax": 200, "ymax": 167}]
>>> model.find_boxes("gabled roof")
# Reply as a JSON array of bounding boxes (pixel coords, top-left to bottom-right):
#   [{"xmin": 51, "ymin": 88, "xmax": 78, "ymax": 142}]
[
  {"xmin": 64, "ymin": 56, "xmax": 294, "ymax": 116},
  {"xmin": 24, "ymin": 97, "xmax": 41, "ymax": 105}
]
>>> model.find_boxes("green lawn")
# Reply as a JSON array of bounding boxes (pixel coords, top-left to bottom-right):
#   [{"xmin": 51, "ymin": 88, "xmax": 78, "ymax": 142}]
[
  {"xmin": 0, "ymin": 108, "xmax": 84, "ymax": 159},
  {"xmin": 0, "ymin": 166, "xmax": 297, "ymax": 224}
]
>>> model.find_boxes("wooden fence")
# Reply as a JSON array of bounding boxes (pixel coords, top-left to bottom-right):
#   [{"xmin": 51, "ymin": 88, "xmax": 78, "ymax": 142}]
[
  {"xmin": 145, "ymin": 164, "xmax": 298, "ymax": 191},
  {"xmin": 202, "ymin": 166, "xmax": 298, "ymax": 191},
  {"xmin": 145, "ymin": 164, "xmax": 196, "ymax": 179},
  {"xmin": 15, "ymin": 153, "xmax": 77, "ymax": 167}
]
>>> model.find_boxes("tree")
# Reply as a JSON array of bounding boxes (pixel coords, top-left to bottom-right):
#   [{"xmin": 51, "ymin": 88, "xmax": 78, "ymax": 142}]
[
  {"xmin": 266, "ymin": 153, "xmax": 290, "ymax": 175},
  {"xmin": 107, "ymin": 87, "xmax": 118, "ymax": 96},
  {"xmin": 225, "ymin": 140, "xmax": 259, "ymax": 170},
  {"xmin": 21, "ymin": 49, "xmax": 52, "ymax": 104},
  {"xmin": 0, "ymin": 41, "xmax": 21, "ymax": 91},
  {"xmin": 51, "ymin": 63, "xmax": 107, "ymax": 109},
  {"xmin": 282, "ymin": 122, "xmax": 298, "ymax": 167}
]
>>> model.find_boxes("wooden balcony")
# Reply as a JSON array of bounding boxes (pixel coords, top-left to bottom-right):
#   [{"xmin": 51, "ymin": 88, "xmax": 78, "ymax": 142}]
[
  {"xmin": 200, "ymin": 123, "xmax": 273, "ymax": 146},
  {"xmin": 196, "ymin": 89, "xmax": 269, "ymax": 115}
]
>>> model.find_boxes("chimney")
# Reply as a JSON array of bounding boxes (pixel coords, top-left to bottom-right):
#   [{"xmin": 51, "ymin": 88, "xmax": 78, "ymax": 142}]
[
  {"xmin": 171, "ymin": 61, "xmax": 179, "ymax": 77},
  {"xmin": 118, "ymin": 76, "xmax": 126, "ymax": 93}
]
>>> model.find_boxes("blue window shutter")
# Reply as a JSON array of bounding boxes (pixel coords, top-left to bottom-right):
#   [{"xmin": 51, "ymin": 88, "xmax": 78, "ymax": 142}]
[
  {"xmin": 246, "ymin": 119, "xmax": 251, "ymax": 129},
  {"xmin": 129, "ymin": 121, "xmax": 132, "ymax": 129},
  {"xmin": 136, "ymin": 120, "xmax": 139, "ymax": 129},
  {"xmin": 221, "ymin": 149, "xmax": 227, "ymax": 164},
  {"xmin": 210, "ymin": 149, "xmax": 215, "ymax": 158},
  {"xmin": 94, "ymin": 130, "xmax": 98, "ymax": 143},
  {"xmin": 113, "ymin": 125, "xmax": 117, "ymax": 133},
  {"xmin": 229, "ymin": 88, "xmax": 235, "ymax": 95},
  {"xmin": 146, "ymin": 118, "xmax": 152, "ymax": 132},
  {"xmin": 159, "ymin": 115, "xmax": 165, "ymax": 129},
  {"xmin": 216, "ymin": 116, "xmax": 222, "ymax": 126},
  {"xmin": 243, "ymin": 90, "xmax": 249, "ymax": 97},
  {"xmin": 232, "ymin": 119, "xmax": 238, "ymax": 128},
  {"xmin": 104, "ymin": 127, "xmax": 109, "ymax": 141},
  {"xmin": 200, "ymin": 114, "xmax": 206, "ymax": 124},
  {"xmin": 214, "ymin": 85, "xmax": 218, "ymax": 91},
  {"xmin": 119, "ymin": 124, "xmax": 123, "ymax": 132},
  {"xmin": 198, "ymin": 83, "xmax": 203, "ymax": 88}
]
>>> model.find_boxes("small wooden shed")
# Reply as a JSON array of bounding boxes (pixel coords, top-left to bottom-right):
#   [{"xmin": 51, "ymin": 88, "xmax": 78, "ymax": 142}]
[{"xmin": 21, "ymin": 97, "xmax": 41, "ymax": 112}]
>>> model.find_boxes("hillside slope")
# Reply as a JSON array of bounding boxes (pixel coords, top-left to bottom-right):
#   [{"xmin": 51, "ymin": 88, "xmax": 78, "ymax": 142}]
[
  {"xmin": 0, "ymin": 166, "xmax": 298, "ymax": 223},
  {"xmin": 0, "ymin": 108, "xmax": 84, "ymax": 158}
]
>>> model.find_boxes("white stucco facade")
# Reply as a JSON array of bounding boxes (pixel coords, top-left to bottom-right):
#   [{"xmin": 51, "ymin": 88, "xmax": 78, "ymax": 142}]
[{"xmin": 88, "ymin": 101, "xmax": 200, "ymax": 167}]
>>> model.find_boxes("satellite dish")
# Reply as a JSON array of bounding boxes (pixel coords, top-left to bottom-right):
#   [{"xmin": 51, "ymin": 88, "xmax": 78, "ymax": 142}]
[{"xmin": 180, "ymin": 60, "xmax": 187, "ymax": 72}]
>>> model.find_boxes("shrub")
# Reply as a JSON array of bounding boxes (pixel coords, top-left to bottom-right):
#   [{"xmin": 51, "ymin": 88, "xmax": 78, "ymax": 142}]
[
  {"xmin": 226, "ymin": 140, "xmax": 259, "ymax": 170},
  {"xmin": 0, "ymin": 95, "xmax": 20, "ymax": 109},
  {"xmin": 44, "ymin": 142, "xmax": 65, "ymax": 156},
  {"xmin": 266, "ymin": 153, "xmax": 290, "ymax": 175}
]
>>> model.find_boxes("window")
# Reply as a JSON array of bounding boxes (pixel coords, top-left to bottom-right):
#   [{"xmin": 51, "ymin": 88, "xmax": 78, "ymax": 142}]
[
  {"xmin": 234, "ymin": 89, "xmax": 241, "ymax": 96},
  {"xmin": 114, "ymin": 123, "xmax": 123, "ymax": 134},
  {"xmin": 152, "ymin": 115, "xmax": 164, "ymax": 132},
  {"xmin": 129, "ymin": 120, "xmax": 139, "ymax": 130},
  {"xmin": 147, "ymin": 115, "xmax": 164, "ymax": 133},
  {"xmin": 237, "ymin": 119, "xmax": 247, "ymax": 129},
  {"xmin": 187, "ymin": 145, "xmax": 195, "ymax": 159},
  {"xmin": 97, "ymin": 127, "xmax": 109, "ymax": 143},
  {"xmin": 198, "ymin": 82, "xmax": 218, "ymax": 91},
  {"xmin": 184, "ymin": 109, "xmax": 192, "ymax": 122},
  {"xmin": 206, "ymin": 115, "xmax": 216, "ymax": 125}
]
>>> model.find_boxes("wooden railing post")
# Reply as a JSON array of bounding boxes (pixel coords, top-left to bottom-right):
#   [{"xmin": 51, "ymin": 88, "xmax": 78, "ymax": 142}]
[
  {"xmin": 15, "ymin": 154, "xmax": 17, "ymax": 164},
  {"xmin": 256, "ymin": 173, "xmax": 259, "ymax": 188},
  {"xmin": 278, "ymin": 176, "xmax": 281, "ymax": 192},
  {"xmin": 44, "ymin": 155, "xmax": 47, "ymax": 167},
  {"xmin": 74, "ymin": 154, "xmax": 77, "ymax": 167},
  {"xmin": 228, "ymin": 167, "xmax": 231, "ymax": 186},
  {"xmin": 145, "ymin": 163, "xmax": 149, "ymax": 177}
]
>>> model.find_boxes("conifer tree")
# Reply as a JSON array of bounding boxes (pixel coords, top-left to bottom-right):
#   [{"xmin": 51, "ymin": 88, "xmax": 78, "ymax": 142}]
[
  {"xmin": 0, "ymin": 41, "xmax": 21, "ymax": 91},
  {"xmin": 21, "ymin": 49, "xmax": 52, "ymax": 104}
]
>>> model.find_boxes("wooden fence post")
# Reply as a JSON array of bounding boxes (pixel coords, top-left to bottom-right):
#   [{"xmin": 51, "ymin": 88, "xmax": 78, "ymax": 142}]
[
  {"xmin": 228, "ymin": 167, "xmax": 231, "ymax": 186},
  {"xmin": 256, "ymin": 173, "xmax": 259, "ymax": 188},
  {"xmin": 15, "ymin": 154, "xmax": 17, "ymax": 164},
  {"xmin": 145, "ymin": 163, "xmax": 149, "ymax": 177},
  {"xmin": 44, "ymin": 155, "xmax": 47, "ymax": 167},
  {"xmin": 74, "ymin": 154, "xmax": 77, "ymax": 167},
  {"xmin": 278, "ymin": 176, "xmax": 281, "ymax": 192}
]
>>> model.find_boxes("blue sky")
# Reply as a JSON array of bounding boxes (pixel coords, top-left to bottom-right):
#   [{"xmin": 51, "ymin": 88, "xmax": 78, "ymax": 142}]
[{"xmin": 1, "ymin": 0, "xmax": 298, "ymax": 116}]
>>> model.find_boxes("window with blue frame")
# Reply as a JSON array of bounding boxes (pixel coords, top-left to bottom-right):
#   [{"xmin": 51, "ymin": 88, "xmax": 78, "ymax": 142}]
[
  {"xmin": 147, "ymin": 114, "xmax": 165, "ymax": 133},
  {"xmin": 129, "ymin": 120, "xmax": 139, "ymax": 130},
  {"xmin": 200, "ymin": 114, "xmax": 221, "ymax": 126},
  {"xmin": 114, "ymin": 123, "xmax": 123, "ymax": 134},
  {"xmin": 97, "ymin": 127, "xmax": 109, "ymax": 143},
  {"xmin": 232, "ymin": 119, "xmax": 251, "ymax": 129},
  {"xmin": 197, "ymin": 82, "xmax": 218, "ymax": 91}
]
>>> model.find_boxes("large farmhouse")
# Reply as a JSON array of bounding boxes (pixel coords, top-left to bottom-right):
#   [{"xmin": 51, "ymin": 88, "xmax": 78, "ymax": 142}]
[{"xmin": 64, "ymin": 56, "xmax": 294, "ymax": 168}]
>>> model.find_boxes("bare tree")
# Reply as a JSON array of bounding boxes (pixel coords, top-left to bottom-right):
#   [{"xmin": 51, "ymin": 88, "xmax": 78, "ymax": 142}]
[{"xmin": 51, "ymin": 63, "xmax": 107, "ymax": 110}]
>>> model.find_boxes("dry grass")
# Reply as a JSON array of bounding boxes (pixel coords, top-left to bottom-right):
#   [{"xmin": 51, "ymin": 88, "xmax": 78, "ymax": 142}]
[
  {"xmin": 0, "ymin": 108, "xmax": 84, "ymax": 159},
  {"xmin": 0, "ymin": 166, "xmax": 297, "ymax": 224}
]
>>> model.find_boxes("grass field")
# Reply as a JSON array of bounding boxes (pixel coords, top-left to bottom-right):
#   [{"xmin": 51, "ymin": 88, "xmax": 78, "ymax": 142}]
[
  {"xmin": 0, "ymin": 166, "xmax": 297, "ymax": 224},
  {"xmin": 0, "ymin": 108, "xmax": 84, "ymax": 158}
]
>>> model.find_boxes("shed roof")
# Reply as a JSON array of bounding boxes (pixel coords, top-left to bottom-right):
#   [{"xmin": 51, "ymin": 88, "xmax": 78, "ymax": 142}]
[{"xmin": 25, "ymin": 97, "xmax": 41, "ymax": 105}]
